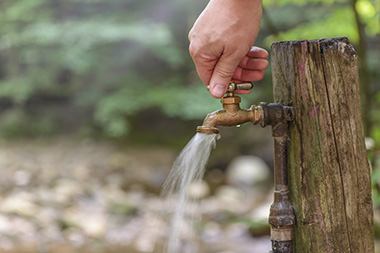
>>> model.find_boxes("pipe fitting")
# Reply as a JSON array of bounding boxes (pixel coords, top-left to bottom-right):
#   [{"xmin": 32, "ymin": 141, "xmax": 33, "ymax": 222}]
[
  {"xmin": 259, "ymin": 102, "xmax": 295, "ymax": 128},
  {"xmin": 222, "ymin": 95, "xmax": 241, "ymax": 104},
  {"xmin": 196, "ymin": 95, "xmax": 262, "ymax": 134},
  {"xmin": 196, "ymin": 126, "xmax": 219, "ymax": 134},
  {"xmin": 196, "ymin": 95, "xmax": 296, "ymax": 252},
  {"xmin": 269, "ymin": 189, "xmax": 295, "ymax": 228}
]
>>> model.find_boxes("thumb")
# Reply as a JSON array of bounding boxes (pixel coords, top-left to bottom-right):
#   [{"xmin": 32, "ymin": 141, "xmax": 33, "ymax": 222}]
[{"xmin": 209, "ymin": 54, "xmax": 241, "ymax": 98}]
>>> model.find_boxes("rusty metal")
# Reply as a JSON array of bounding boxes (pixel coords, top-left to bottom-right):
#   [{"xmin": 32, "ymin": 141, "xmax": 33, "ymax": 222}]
[
  {"xmin": 197, "ymin": 84, "xmax": 261, "ymax": 133},
  {"xmin": 260, "ymin": 102, "xmax": 295, "ymax": 253},
  {"xmin": 198, "ymin": 101, "xmax": 263, "ymax": 130},
  {"xmin": 272, "ymin": 240, "xmax": 293, "ymax": 253},
  {"xmin": 259, "ymin": 103, "xmax": 294, "ymax": 128},
  {"xmin": 197, "ymin": 85, "xmax": 295, "ymax": 252},
  {"xmin": 196, "ymin": 126, "xmax": 219, "ymax": 134}
]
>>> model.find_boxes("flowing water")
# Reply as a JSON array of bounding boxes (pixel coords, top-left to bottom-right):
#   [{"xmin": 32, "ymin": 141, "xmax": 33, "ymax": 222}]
[{"xmin": 160, "ymin": 132, "xmax": 218, "ymax": 253}]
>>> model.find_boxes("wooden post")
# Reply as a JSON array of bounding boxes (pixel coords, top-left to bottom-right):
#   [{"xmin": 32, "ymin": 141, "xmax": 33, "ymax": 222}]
[{"xmin": 271, "ymin": 37, "xmax": 374, "ymax": 252}]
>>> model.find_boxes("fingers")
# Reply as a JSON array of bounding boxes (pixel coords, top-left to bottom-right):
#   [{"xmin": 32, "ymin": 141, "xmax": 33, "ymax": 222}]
[
  {"xmin": 247, "ymin": 46, "xmax": 268, "ymax": 59},
  {"xmin": 232, "ymin": 69, "xmax": 265, "ymax": 82},
  {"xmin": 234, "ymin": 90, "xmax": 251, "ymax": 95},
  {"xmin": 190, "ymin": 43, "xmax": 268, "ymax": 98},
  {"xmin": 209, "ymin": 53, "xmax": 242, "ymax": 98},
  {"xmin": 238, "ymin": 57, "xmax": 268, "ymax": 70},
  {"xmin": 233, "ymin": 47, "xmax": 268, "ymax": 83}
]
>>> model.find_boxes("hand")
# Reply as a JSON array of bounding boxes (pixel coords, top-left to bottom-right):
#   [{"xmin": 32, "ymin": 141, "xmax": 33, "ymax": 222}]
[{"xmin": 188, "ymin": 0, "xmax": 267, "ymax": 98}]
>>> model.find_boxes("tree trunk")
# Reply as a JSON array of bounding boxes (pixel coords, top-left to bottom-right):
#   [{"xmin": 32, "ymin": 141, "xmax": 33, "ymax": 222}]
[{"xmin": 270, "ymin": 37, "xmax": 374, "ymax": 252}]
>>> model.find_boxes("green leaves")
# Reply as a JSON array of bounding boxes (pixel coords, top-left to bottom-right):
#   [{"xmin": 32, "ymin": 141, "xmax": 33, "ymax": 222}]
[
  {"xmin": 265, "ymin": 6, "xmax": 358, "ymax": 46},
  {"xmin": 93, "ymin": 75, "xmax": 222, "ymax": 137},
  {"xmin": 0, "ymin": 0, "xmax": 378, "ymax": 140},
  {"xmin": 356, "ymin": 0, "xmax": 380, "ymax": 35}
]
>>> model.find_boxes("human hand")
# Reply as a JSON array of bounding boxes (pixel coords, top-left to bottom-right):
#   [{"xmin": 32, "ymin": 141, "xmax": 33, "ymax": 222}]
[{"xmin": 188, "ymin": 0, "xmax": 267, "ymax": 98}]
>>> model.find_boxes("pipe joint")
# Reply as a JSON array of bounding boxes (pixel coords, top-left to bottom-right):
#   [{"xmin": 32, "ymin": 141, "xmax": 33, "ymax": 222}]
[
  {"xmin": 196, "ymin": 95, "xmax": 262, "ymax": 134},
  {"xmin": 259, "ymin": 102, "xmax": 295, "ymax": 128},
  {"xmin": 269, "ymin": 190, "xmax": 295, "ymax": 227},
  {"xmin": 195, "ymin": 94, "xmax": 296, "ymax": 252}
]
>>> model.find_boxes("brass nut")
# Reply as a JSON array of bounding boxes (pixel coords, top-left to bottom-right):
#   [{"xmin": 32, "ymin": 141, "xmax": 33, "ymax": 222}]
[
  {"xmin": 222, "ymin": 96, "xmax": 241, "ymax": 104},
  {"xmin": 271, "ymin": 227, "xmax": 293, "ymax": 241},
  {"xmin": 197, "ymin": 126, "xmax": 219, "ymax": 134}
]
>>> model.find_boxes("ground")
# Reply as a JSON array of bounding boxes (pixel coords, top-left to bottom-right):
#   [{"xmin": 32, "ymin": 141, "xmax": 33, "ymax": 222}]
[{"xmin": 0, "ymin": 138, "xmax": 272, "ymax": 253}]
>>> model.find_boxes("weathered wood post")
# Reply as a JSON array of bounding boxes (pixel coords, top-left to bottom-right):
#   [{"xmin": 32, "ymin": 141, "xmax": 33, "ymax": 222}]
[{"xmin": 271, "ymin": 37, "xmax": 374, "ymax": 252}]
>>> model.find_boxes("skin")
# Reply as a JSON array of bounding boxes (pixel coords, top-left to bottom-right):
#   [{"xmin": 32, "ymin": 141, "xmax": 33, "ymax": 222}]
[{"xmin": 188, "ymin": 0, "xmax": 267, "ymax": 98}]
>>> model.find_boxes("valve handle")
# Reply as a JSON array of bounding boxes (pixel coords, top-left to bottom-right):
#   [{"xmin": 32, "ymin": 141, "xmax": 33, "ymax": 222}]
[
  {"xmin": 227, "ymin": 82, "xmax": 254, "ymax": 92},
  {"xmin": 207, "ymin": 81, "xmax": 253, "ymax": 94}
]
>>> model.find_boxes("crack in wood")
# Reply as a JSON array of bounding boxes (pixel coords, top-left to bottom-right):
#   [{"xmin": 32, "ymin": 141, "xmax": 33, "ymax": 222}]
[
  {"xmin": 272, "ymin": 37, "xmax": 374, "ymax": 253},
  {"xmin": 320, "ymin": 43, "xmax": 352, "ymax": 253}
]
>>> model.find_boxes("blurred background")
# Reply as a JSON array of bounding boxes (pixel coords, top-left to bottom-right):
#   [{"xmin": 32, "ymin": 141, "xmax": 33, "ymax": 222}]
[{"xmin": 0, "ymin": 0, "xmax": 379, "ymax": 252}]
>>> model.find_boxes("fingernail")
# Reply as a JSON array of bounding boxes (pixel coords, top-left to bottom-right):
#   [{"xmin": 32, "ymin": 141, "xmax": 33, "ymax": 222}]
[
  {"xmin": 212, "ymin": 84, "xmax": 225, "ymax": 98},
  {"xmin": 250, "ymin": 46, "xmax": 259, "ymax": 52}
]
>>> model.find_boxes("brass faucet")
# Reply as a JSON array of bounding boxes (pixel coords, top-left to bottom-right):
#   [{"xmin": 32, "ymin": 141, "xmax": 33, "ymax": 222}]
[
  {"xmin": 196, "ymin": 82, "xmax": 296, "ymax": 252},
  {"xmin": 197, "ymin": 82, "xmax": 263, "ymax": 134}
]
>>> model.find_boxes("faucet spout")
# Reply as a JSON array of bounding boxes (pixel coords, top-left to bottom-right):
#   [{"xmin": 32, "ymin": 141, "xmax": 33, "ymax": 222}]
[
  {"xmin": 196, "ymin": 87, "xmax": 297, "ymax": 252},
  {"xmin": 197, "ymin": 95, "xmax": 262, "ymax": 134}
]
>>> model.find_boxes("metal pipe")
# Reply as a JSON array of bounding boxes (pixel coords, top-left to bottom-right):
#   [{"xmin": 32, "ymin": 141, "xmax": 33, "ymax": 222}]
[
  {"xmin": 270, "ymin": 127, "xmax": 294, "ymax": 253},
  {"xmin": 196, "ymin": 96, "xmax": 295, "ymax": 252},
  {"xmin": 196, "ymin": 95, "xmax": 262, "ymax": 134},
  {"xmin": 261, "ymin": 103, "xmax": 295, "ymax": 253},
  {"xmin": 274, "ymin": 135, "xmax": 288, "ymax": 188}
]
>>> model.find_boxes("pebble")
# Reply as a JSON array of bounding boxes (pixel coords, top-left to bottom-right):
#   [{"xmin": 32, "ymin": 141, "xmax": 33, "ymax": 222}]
[
  {"xmin": 0, "ymin": 192, "xmax": 38, "ymax": 217},
  {"xmin": 187, "ymin": 180, "xmax": 211, "ymax": 200},
  {"xmin": 226, "ymin": 156, "xmax": 271, "ymax": 187},
  {"xmin": 0, "ymin": 140, "xmax": 273, "ymax": 252}
]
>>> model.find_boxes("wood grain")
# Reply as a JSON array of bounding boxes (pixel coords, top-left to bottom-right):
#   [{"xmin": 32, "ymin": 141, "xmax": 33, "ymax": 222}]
[{"xmin": 271, "ymin": 37, "xmax": 374, "ymax": 252}]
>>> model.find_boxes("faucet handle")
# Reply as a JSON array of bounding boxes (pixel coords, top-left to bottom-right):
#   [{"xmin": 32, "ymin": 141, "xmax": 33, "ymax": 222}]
[
  {"xmin": 207, "ymin": 81, "xmax": 254, "ymax": 94},
  {"xmin": 227, "ymin": 82, "xmax": 254, "ymax": 92}
]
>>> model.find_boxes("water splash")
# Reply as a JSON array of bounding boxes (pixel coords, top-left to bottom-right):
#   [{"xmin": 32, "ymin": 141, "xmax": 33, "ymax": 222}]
[{"xmin": 161, "ymin": 133, "xmax": 217, "ymax": 253}]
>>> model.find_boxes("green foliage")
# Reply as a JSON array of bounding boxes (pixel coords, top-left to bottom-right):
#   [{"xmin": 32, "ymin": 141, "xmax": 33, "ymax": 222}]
[
  {"xmin": 0, "ymin": 108, "xmax": 54, "ymax": 139},
  {"xmin": 356, "ymin": 0, "xmax": 380, "ymax": 36},
  {"xmin": 265, "ymin": 6, "xmax": 359, "ymax": 46},
  {"xmin": 0, "ymin": 0, "xmax": 195, "ymax": 138},
  {"xmin": 371, "ymin": 156, "xmax": 380, "ymax": 210},
  {"xmin": 94, "ymin": 75, "xmax": 223, "ymax": 137},
  {"xmin": 0, "ymin": 0, "xmax": 379, "ymax": 142}
]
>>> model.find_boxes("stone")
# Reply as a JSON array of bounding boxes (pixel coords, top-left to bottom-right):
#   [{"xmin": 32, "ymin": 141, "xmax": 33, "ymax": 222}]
[
  {"xmin": 214, "ymin": 186, "xmax": 246, "ymax": 213},
  {"xmin": 0, "ymin": 192, "xmax": 38, "ymax": 217},
  {"xmin": 202, "ymin": 221, "xmax": 222, "ymax": 242},
  {"xmin": 249, "ymin": 193, "xmax": 273, "ymax": 221},
  {"xmin": 53, "ymin": 178, "xmax": 84, "ymax": 204},
  {"xmin": 226, "ymin": 156, "xmax": 270, "ymax": 188},
  {"xmin": 365, "ymin": 137, "xmax": 375, "ymax": 151},
  {"xmin": 187, "ymin": 180, "xmax": 210, "ymax": 200},
  {"xmin": 13, "ymin": 170, "xmax": 31, "ymax": 186}
]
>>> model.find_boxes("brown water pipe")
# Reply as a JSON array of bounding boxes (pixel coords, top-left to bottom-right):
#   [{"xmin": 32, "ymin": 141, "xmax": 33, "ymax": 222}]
[
  {"xmin": 261, "ymin": 102, "xmax": 295, "ymax": 253},
  {"xmin": 197, "ymin": 84, "xmax": 295, "ymax": 253}
]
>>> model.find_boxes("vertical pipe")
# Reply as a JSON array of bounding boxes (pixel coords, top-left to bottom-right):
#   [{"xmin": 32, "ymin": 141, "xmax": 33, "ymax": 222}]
[
  {"xmin": 273, "ymin": 135, "xmax": 288, "ymax": 188},
  {"xmin": 261, "ymin": 103, "xmax": 295, "ymax": 253},
  {"xmin": 270, "ymin": 124, "xmax": 294, "ymax": 253}
]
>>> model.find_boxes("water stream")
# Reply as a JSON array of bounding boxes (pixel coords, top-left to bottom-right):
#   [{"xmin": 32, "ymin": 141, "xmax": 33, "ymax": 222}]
[{"xmin": 160, "ymin": 132, "xmax": 218, "ymax": 253}]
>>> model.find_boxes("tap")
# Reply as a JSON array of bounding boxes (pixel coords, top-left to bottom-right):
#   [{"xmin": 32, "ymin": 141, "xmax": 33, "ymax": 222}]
[
  {"xmin": 196, "ymin": 81, "xmax": 296, "ymax": 252},
  {"xmin": 197, "ymin": 82, "xmax": 263, "ymax": 134}
]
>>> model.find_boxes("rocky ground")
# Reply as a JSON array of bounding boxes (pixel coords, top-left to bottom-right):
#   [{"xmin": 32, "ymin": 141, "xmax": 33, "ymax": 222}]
[{"xmin": 0, "ymin": 138, "xmax": 275, "ymax": 253}]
